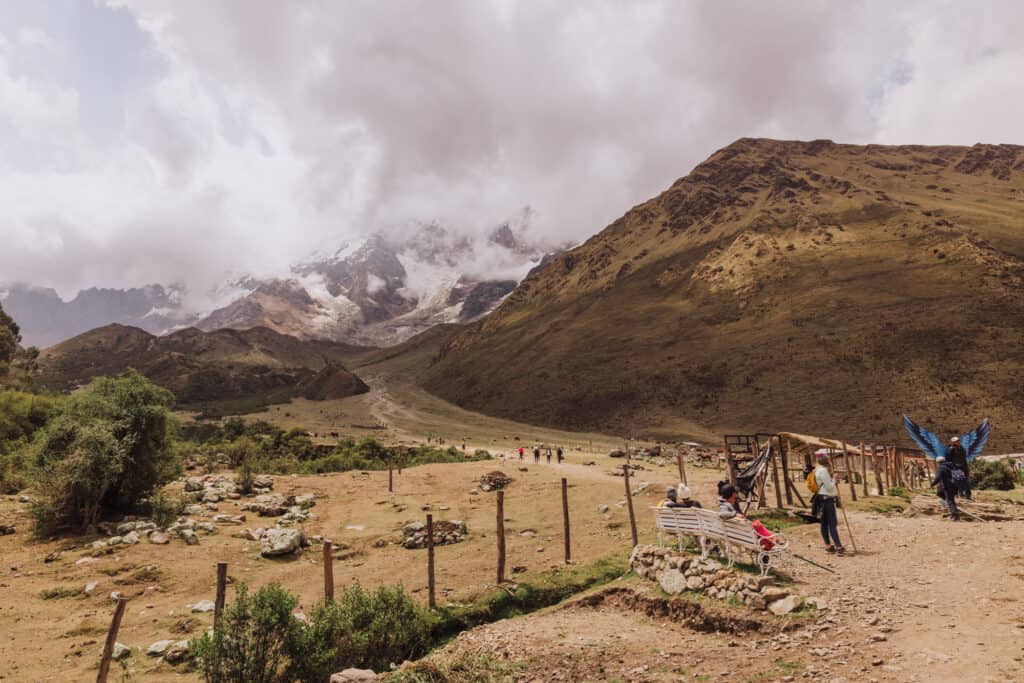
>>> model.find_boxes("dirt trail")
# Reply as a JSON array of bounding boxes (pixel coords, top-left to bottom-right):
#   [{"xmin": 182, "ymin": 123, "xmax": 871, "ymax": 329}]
[{"xmin": 434, "ymin": 511, "xmax": 1024, "ymax": 682}]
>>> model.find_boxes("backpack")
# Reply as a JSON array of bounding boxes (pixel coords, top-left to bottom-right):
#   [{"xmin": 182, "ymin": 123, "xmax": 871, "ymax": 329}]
[{"xmin": 806, "ymin": 470, "xmax": 820, "ymax": 494}]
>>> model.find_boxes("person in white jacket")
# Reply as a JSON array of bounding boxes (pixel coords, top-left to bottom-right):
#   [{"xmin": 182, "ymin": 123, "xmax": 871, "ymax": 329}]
[{"xmin": 815, "ymin": 454, "xmax": 845, "ymax": 554}]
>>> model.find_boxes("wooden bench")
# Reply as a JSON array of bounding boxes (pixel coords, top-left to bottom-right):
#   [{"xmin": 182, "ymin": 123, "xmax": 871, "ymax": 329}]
[
  {"xmin": 653, "ymin": 506, "xmax": 708, "ymax": 556},
  {"xmin": 653, "ymin": 506, "xmax": 789, "ymax": 576}
]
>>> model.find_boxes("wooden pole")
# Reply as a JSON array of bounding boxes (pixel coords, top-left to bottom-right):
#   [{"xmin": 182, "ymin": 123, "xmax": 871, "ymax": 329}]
[
  {"xmin": 426, "ymin": 514, "xmax": 436, "ymax": 608},
  {"xmin": 214, "ymin": 562, "xmax": 228, "ymax": 629},
  {"xmin": 836, "ymin": 491, "xmax": 858, "ymax": 554},
  {"xmin": 622, "ymin": 463, "xmax": 639, "ymax": 547},
  {"xmin": 860, "ymin": 442, "xmax": 869, "ymax": 497},
  {"xmin": 388, "ymin": 455, "xmax": 393, "ymax": 493},
  {"xmin": 842, "ymin": 442, "xmax": 857, "ymax": 501},
  {"xmin": 496, "ymin": 491, "xmax": 506, "ymax": 584},
  {"xmin": 676, "ymin": 453, "xmax": 688, "ymax": 487},
  {"xmin": 779, "ymin": 437, "xmax": 794, "ymax": 505},
  {"xmin": 323, "ymin": 542, "xmax": 334, "ymax": 601},
  {"xmin": 96, "ymin": 596, "xmax": 128, "ymax": 683},
  {"xmin": 561, "ymin": 478, "xmax": 571, "ymax": 563},
  {"xmin": 770, "ymin": 447, "xmax": 784, "ymax": 510},
  {"xmin": 724, "ymin": 441, "xmax": 737, "ymax": 486},
  {"xmin": 872, "ymin": 445, "xmax": 884, "ymax": 496},
  {"xmin": 882, "ymin": 446, "xmax": 891, "ymax": 492}
]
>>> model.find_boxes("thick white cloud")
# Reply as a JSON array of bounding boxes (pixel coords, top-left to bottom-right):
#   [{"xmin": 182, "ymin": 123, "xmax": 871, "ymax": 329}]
[{"xmin": 1, "ymin": 1, "xmax": 1024, "ymax": 303}]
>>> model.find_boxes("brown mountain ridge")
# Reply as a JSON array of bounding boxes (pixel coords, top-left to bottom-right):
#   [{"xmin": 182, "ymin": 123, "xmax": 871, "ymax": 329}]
[
  {"xmin": 423, "ymin": 138, "xmax": 1024, "ymax": 448},
  {"xmin": 37, "ymin": 324, "xmax": 370, "ymax": 414}
]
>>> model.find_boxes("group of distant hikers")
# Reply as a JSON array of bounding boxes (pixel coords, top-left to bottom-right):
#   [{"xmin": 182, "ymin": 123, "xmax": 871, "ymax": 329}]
[{"xmin": 517, "ymin": 445, "xmax": 564, "ymax": 464}]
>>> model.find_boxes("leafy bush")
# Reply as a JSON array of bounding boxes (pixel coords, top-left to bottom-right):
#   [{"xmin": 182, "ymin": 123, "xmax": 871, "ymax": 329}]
[
  {"xmin": 0, "ymin": 390, "xmax": 60, "ymax": 455},
  {"xmin": 236, "ymin": 460, "xmax": 255, "ymax": 495},
  {"xmin": 288, "ymin": 584, "xmax": 436, "ymax": 681},
  {"xmin": 887, "ymin": 487, "xmax": 909, "ymax": 499},
  {"xmin": 30, "ymin": 371, "xmax": 177, "ymax": 532},
  {"xmin": 149, "ymin": 491, "xmax": 184, "ymax": 529},
  {"xmin": 971, "ymin": 459, "xmax": 1016, "ymax": 491},
  {"xmin": 193, "ymin": 583, "xmax": 298, "ymax": 683}
]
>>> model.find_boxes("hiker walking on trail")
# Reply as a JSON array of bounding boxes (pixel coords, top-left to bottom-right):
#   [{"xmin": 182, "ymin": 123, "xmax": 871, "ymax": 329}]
[
  {"xmin": 931, "ymin": 456, "xmax": 961, "ymax": 521},
  {"xmin": 557, "ymin": 446, "xmax": 564, "ymax": 463},
  {"xmin": 946, "ymin": 436, "xmax": 971, "ymax": 500},
  {"xmin": 546, "ymin": 447, "xmax": 552, "ymax": 463},
  {"xmin": 518, "ymin": 446, "xmax": 524, "ymax": 461},
  {"xmin": 533, "ymin": 446, "xmax": 540, "ymax": 464},
  {"xmin": 814, "ymin": 454, "xmax": 846, "ymax": 554}
]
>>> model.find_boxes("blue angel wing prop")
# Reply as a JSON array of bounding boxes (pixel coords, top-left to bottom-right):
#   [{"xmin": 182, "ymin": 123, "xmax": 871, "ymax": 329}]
[
  {"xmin": 902, "ymin": 415, "xmax": 947, "ymax": 460},
  {"xmin": 959, "ymin": 418, "xmax": 990, "ymax": 461}
]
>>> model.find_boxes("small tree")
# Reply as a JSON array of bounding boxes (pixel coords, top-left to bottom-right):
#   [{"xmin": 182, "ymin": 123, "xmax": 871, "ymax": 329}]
[{"xmin": 31, "ymin": 371, "xmax": 177, "ymax": 532}]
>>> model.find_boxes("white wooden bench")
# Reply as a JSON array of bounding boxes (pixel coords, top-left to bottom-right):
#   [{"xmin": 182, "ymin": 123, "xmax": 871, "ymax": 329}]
[
  {"xmin": 654, "ymin": 506, "xmax": 789, "ymax": 576},
  {"xmin": 652, "ymin": 506, "xmax": 708, "ymax": 556}
]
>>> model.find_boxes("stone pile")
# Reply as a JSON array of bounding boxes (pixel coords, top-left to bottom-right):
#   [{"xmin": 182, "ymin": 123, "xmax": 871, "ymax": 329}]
[
  {"xmin": 629, "ymin": 545, "xmax": 805, "ymax": 614},
  {"xmin": 478, "ymin": 471, "xmax": 512, "ymax": 491},
  {"xmin": 402, "ymin": 520, "xmax": 468, "ymax": 549}
]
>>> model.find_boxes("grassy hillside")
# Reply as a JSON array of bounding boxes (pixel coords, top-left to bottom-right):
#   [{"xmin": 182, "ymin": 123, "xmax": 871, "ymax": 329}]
[
  {"xmin": 37, "ymin": 324, "xmax": 370, "ymax": 414},
  {"xmin": 423, "ymin": 138, "xmax": 1024, "ymax": 447}
]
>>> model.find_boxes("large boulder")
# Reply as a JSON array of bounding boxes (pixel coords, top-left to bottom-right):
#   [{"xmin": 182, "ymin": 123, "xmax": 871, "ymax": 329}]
[
  {"xmin": 768, "ymin": 594, "xmax": 804, "ymax": 615},
  {"xmin": 261, "ymin": 527, "xmax": 305, "ymax": 557},
  {"xmin": 658, "ymin": 568, "xmax": 687, "ymax": 595}
]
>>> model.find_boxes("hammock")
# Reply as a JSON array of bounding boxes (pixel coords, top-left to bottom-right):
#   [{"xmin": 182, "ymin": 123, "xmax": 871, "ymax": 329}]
[{"xmin": 735, "ymin": 445, "xmax": 772, "ymax": 495}]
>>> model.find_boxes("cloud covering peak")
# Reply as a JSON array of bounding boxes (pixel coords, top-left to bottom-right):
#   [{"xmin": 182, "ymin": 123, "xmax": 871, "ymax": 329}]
[{"xmin": 1, "ymin": 1, "xmax": 1023, "ymax": 303}]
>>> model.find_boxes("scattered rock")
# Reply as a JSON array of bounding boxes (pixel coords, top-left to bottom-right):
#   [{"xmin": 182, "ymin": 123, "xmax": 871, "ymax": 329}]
[
  {"xmin": 181, "ymin": 529, "xmax": 200, "ymax": 545},
  {"xmin": 190, "ymin": 600, "xmax": 215, "ymax": 613},
  {"xmin": 111, "ymin": 642, "xmax": 131, "ymax": 660},
  {"xmin": 261, "ymin": 527, "xmax": 305, "ymax": 557},
  {"xmin": 401, "ymin": 520, "xmax": 468, "ymax": 549},
  {"xmin": 658, "ymin": 568, "xmax": 688, "ymax": 595},
  {"xmin": 122, "ymin": 531, "xmax": 140, "ymax": 545},
  {"xmin": 164, "ymin": 639, "xmax": 191, "ymax": 664},
  {"xmin": 148, "ymin": 531, "xmax": 170, "ymax": 545},
  {"xmin": 330, "ymin": 669, "xmax": 377, "ymax": 682},
  {"xmin": 597, "ymin": 504, "xmax": 610, "ymax": 514},
  {"xmin": 147, "ymin": 639, "xmax": 175, "ymax": 657},
  {"xmin": 0, "ymin": 524, "xmax": 15, "ymax": 535},
  {"xmin": 84, "ymin": 582, "xmax": 98, "ymax": 595},
  {"xmin": 479, "ymin": 471, "xmax": 512, "ymax": 492},
  {"xmin": 768, "ymin": 595, "xmax": 804, "ymax": 616}
]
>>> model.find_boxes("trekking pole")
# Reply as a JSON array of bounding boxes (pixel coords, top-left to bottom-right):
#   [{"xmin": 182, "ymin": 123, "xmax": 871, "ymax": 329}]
[
  {"xmin": 835, "ymin": 493, "xmax": 858, "ymax": 554},
  {"xmin": 792, "ymin": 553, "xmax": 837, "ymax": 574}
]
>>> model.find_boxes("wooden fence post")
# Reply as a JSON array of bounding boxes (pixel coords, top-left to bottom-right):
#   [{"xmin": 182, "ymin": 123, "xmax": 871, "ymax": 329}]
[
  {"xmin": 388, "ymin": 455, "xmax": 393, "ymax": 493},
  {"xmin": 770, "ymin": 448, "xmax": 784, "ymax": 510},
  {"xmin": 496, "ymin": 491, "xmax": 506, "ymax": 584},
  {"xmin": 426, "ymin": 514, "xmax": 436, "ymax": 608},
  {"xmin": 623, "ymin": 463, "xmax": 639, "ymax": 547},
  {"xmin": 96, "ymin": 596, "xmax": 128, "ymax": 683},
  {"xmin": 724, "ymin": 442, "xmax": 737, "ymax": 486},
  {"xmin": 214, "ymin": 562, "xmax": 228, "ymax": 628},
  {"xmin": 872, "ymin": 445, "xmax": 884, "ymax": 496},
  {"xmin": 561, "ymin": 478, "xmax": 571, "ymax": 563},
  {"xmin": 860, "ymin": 442, "xmax": 869, "ymax": 497},
  {"xmin": 842, "ymin": 442, "xmax": 857, "ymax": 501},
  {"xmin": 779, "ymin": 438, "xmax": 794, "ymax": 506},
  {"xmin": 676, "ymin": 453, "xmax": 688, "ymax": 487},
  {"xmin": 323, "ymin": 542, "xmax": 334, "ymax": 601}
]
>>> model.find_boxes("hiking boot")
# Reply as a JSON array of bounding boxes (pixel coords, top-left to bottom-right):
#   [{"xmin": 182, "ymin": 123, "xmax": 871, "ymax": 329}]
[
  {"xmin": 836, "ymin": 546, "xmax": 846, "ymax": 555},
  {"xmin": 825, "ymin": 545, "xmax": 837, "ymax": 554}
]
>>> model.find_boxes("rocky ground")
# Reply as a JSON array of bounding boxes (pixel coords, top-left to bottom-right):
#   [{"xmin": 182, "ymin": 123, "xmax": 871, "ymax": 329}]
[{"xmin": 1, "ymin": 436, "xmax": 1022, "ymax": 681}]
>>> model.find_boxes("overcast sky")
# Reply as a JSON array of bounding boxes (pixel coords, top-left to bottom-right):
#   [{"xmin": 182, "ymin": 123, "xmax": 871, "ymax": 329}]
[{"xmin": 2, "ymin": 1, "xmax": 1024, "ymax": 301}]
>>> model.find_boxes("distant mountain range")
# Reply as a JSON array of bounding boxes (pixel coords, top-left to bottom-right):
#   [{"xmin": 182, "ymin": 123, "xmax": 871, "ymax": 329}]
[
  {"xmin": 37, "ymin": 324, "xmax": 369, "ymax": 414},
  {"xmin": 3, "ymin": 223, "xmax": 562, "ymax": 349}
]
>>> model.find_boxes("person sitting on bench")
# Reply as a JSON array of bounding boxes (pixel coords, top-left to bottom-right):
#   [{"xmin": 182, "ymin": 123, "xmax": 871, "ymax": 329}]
[
  {"xmin": 675, "ymin": 485, "xmax": 702, "ymax": 508},
  {"xmin": 718, "ymin": 484, "xmax": 744, "ymax": 519}
]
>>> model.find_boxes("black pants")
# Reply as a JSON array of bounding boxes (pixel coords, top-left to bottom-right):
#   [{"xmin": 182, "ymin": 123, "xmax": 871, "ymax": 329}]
[
  {"xmin": 945, "ymin": 491, "xmax": 960, "ymax": 520},
  {"xmin": 819, "ymin": 496, "xmax": 841, "ymax": 546}
]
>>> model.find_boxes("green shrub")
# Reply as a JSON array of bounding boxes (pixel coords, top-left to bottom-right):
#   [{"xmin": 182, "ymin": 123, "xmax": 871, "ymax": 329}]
[
  {"xmin": 149, "ymin": 491, "xmax": 184, "ymax": 529},
  {"xmin": 288, "ymin": 584, "xmax": 436, "ymax": 680},
  {"xmin": 887, "ymin": 487, "xmax": 909, "ymax": 499},
  {"xmin": 971, "ymin": 459, "xmax": 1016, "ymax": 491},
  {"xmin": 236, "ymin": 460, "xmax": 255, "ymax": 495},
  {"xmin": 30, "ymin": 371, "xmax": 177, "ymax": 533},
  {"xmin": 0, "ymin": 390, "xmax": 59, "ymax": 455},
  {"xmin": 193, "ymin": 583, "xmax": 298, "ymax": 683}
]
